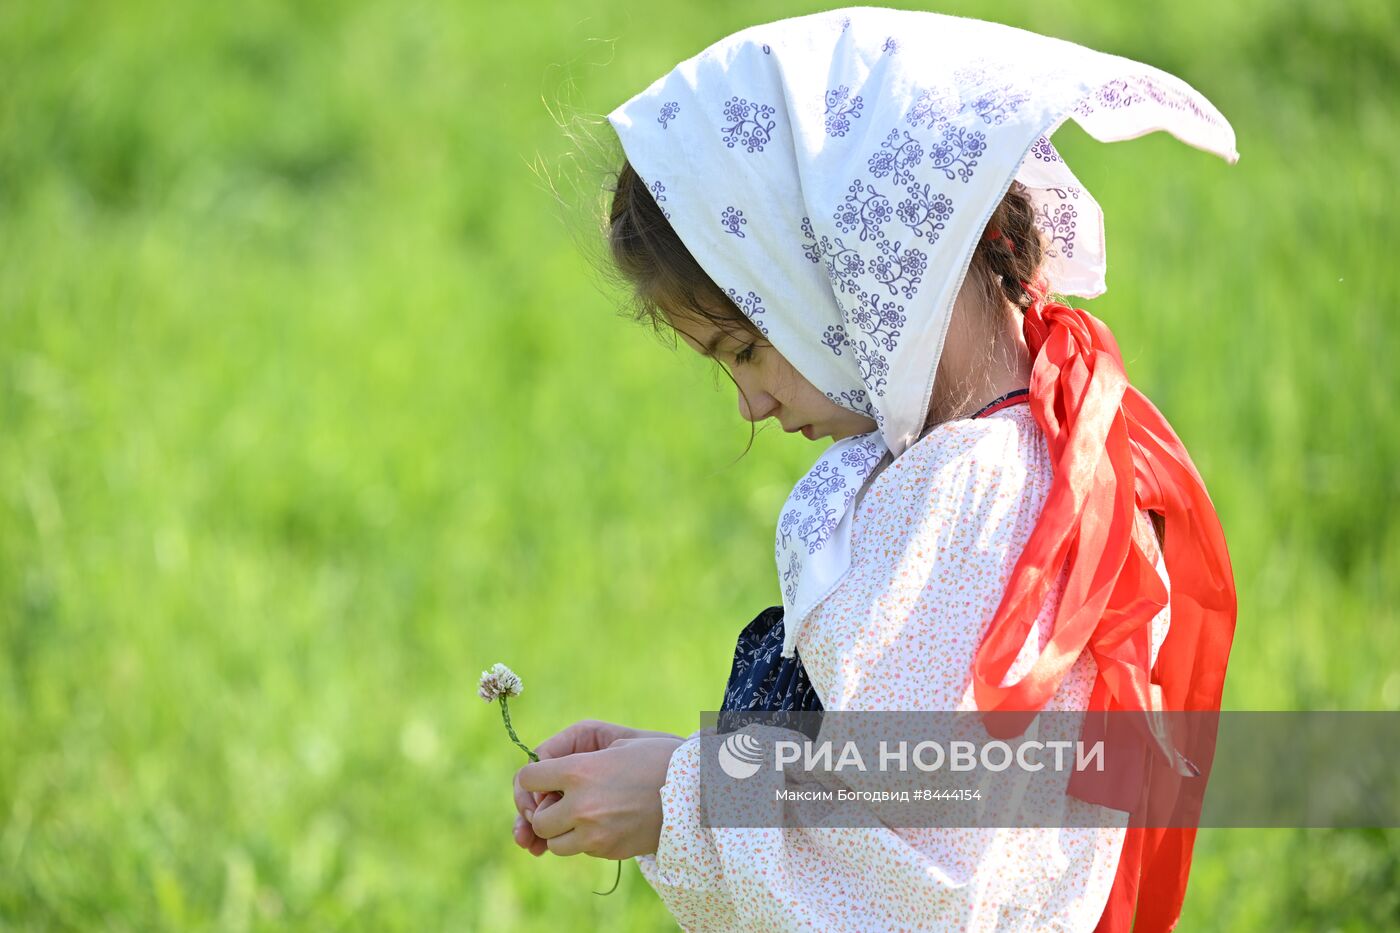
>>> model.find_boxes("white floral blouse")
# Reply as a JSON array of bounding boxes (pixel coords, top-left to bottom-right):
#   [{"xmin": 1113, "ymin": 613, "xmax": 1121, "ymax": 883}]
[{"xmin": 635, "ymin": 402, "xmax": 1172, "ymax": 932}]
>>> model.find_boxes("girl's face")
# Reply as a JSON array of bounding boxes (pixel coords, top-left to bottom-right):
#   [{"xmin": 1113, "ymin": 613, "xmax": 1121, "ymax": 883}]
[{"xmin": 669, "ymin": 312, "xmax": 880, "ymax": 442}]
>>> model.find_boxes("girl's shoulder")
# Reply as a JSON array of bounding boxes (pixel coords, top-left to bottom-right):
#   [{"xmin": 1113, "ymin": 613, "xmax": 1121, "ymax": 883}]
[
  {"xmin": 855, "ymin": 403, "xmax": 1051, "ymax": 532},
  {"xmin": 891, "ymin": 403, "xmax": 1046, "ymax": 490}
]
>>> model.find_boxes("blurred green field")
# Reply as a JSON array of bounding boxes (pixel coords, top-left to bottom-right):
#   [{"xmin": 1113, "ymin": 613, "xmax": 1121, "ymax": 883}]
[{"xmin": 2, "ymin": 0, "xmax": 1398, "ymax": 929}]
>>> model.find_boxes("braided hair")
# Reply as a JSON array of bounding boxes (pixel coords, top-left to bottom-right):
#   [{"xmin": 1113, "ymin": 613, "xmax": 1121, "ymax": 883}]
[{"xmin": 967, "ymin": 181, "xmax": 1046, "ymax": 314}]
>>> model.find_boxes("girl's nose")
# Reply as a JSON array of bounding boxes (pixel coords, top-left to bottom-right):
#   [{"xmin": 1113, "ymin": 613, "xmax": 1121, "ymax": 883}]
[{"xmin": 738, "ymin": 387, "xmax": 779, "ymax": 423}]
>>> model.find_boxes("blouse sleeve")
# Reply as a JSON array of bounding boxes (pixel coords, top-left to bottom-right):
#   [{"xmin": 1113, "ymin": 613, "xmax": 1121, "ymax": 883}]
[{"xmin": 634, "ymin": 408, "xmax": 1171, "ymax": 932}]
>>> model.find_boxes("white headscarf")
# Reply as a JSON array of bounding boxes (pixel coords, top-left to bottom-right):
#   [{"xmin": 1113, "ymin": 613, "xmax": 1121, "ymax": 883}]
[{"xmin": 607, "ymin": 7, "xmax": 1238, "ymax": 660}]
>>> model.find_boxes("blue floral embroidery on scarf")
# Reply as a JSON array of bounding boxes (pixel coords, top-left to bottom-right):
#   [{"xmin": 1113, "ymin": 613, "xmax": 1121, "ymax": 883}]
[
  {"xmin": 824, "ymin": 85, "xmax": 865, "ymax": 137},
  {"xmin": 721, "ymin": 205, "xmax": 748, "ymax": 237},
  {"xmin": 826, "ymin": 388, "xmax": 875, "ymax": 419},
  {"xmin": 849, "ymin": 336, "xmax": 892, "ymax": 397},
  {"xmin": 926, "ymin": 126, "xmax": 987, "ymax": 182},
  {"xmin": 906, "ymin": 87, "xmax": 963, "ymax": 131},
  {"xmin": 868, "ymin": 129, "xmax": 924, "ymax": 186},
  {"xmin": 834, "ymin": 179, "xmax": 893, "ymax": 242},
  {"xmin": 1038, "ymin": 201, "xmax": 1078, "ymax": 259},
  {"xmin": 896, "ymin": 182, "xmax": 954, "ymax": 242},
  {"xmin": 1070, "ymin": 73, "xmax": 1226, "ymax": 128},
  {"xmin": 1031, "ymin": 135, "xmax": 1059, "ymax": 162},
  {"xmin": 657, "ymin": 101, "xmax": 679, "ymax": 128},
  {"xmin": 724, "ymin": 286, "xmax": 769, "ymax": 335},
  {"xmin": 800, "ymin": 215, "xmax": 865, "ymax": 296},
  {"xmin": 969, "ymin": 87, "xmax": 1029, "ymax": 126},
  {"xmin": 821, "ymin": 323, "xmax": 849, "ymax": 356},
  {"xmin": 779, "ymin": 460, "xmax": 849, "ymax": 555},
  {"xmin": 647, "ymin": 179, "xmax": 671, "ymax": 220},
  {"xmin": 870, "ymin": 238, "xmax": 928, "ymax": 299},
  {"xmin": 721, "ymin": 96, "xmax": 777, "ymax": 153}
]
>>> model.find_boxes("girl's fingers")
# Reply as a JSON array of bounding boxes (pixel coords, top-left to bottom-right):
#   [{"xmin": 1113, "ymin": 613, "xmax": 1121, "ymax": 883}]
[
  {"xmin": 514, "ymin": 814, "xmax": 531, "ymax": 847},
  {"xmin": 513, "ymin": 792, "xmax": 563, "ymax": 856}
]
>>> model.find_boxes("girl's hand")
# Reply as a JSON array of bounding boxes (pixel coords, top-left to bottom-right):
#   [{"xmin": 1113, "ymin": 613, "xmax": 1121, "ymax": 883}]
[
  {"xmin": 511, "ymin": 720, "xmax": 683, "ymax": 857},
  {"xmin": 515, "ymin": 735, "xmax": 686, "ymax": 860}
]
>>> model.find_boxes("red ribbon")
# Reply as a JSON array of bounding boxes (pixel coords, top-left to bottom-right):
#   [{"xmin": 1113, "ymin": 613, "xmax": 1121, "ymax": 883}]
[{"xmin": 968, "ymin": 275, "xmax": 1238, "ymax": 932}]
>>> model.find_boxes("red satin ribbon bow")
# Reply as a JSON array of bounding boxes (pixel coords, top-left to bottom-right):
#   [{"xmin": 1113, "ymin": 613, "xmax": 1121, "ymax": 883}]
[{"xmin": 969, "ymin": 275, "xmax": 1238, "ymax": 932}]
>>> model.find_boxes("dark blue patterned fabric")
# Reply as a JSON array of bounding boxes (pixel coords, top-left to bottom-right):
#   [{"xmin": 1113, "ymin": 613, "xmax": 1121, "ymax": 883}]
[
  {"xmin": 722, "ymin": 607, "xmax": 817, "ymax": 739},
  {"xmin": 720, "ymin": 605, "xmax": 823, "ymax": 713}
]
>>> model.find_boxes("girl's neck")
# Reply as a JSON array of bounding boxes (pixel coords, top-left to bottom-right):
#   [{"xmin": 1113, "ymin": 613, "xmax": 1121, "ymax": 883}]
[{"xmin": 922, "ymin": 300, "xmax": 1032, "ymax": 432}]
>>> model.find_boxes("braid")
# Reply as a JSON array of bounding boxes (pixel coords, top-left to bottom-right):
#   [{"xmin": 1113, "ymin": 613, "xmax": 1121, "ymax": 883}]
[{"xmin": 970, "ymin": 181, "xmax": 1046, "ymax": 313}]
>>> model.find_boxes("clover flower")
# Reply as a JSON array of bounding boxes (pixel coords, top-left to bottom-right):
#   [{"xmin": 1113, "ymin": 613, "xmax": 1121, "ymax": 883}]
[
  {"xmin": 478, "ymin": 662, "xmax": 524, "ymax": 702},
  {"xmin": 479, "ymin": 662, "xmax": 537, "ymax": 762}
]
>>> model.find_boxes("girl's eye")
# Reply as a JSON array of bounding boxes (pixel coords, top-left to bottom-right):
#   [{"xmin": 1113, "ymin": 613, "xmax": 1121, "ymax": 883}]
[{"xmin": 734, "ymin": 343, "xmax": 758, "ymax": 365}]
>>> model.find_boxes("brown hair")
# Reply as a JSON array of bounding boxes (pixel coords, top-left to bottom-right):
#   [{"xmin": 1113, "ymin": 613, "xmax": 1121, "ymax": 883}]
[{"xmin": 605, "ymin": 157, "xmax": 1046, "ymax": 435}]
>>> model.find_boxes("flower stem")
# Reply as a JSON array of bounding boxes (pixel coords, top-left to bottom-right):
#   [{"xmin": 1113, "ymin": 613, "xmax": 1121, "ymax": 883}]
[
  {"xmin": 499, "ymin": 697, "xmax": 539, "ymax": 762},
  {"xmin": 594, "ymin": 859, "xmax": 622, "ymax": 896},
  {"xmin": 498, "ymin": 694, "xmax": 620, "ymax": 895}
]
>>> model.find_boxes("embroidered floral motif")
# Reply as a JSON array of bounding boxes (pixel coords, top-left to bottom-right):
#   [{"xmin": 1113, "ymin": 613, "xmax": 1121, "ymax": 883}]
[
  {"xmin": 778, "ymin": 460, "xmax": 852, "ymax": 555},
  {"xmin": 770, "ymin": 434, "xmax": 887, "ymax": 633},
  {"xmin": 834, "ymin": 179, "xmax": 893, "ymax": 242},
  {"xmin": 821, "ymin": 323, "xmax": 849, "ymax": 356},
  {"xmin": 658, "ymin": 100, "xmax": 680, "ymax": 129},
  {"xmin": 869, "ymin": 238, "xmax": 928, "ymax": 299},
  {"xmin": 1036, "ymin": 201, "xmax": 1078, "ymax": 259},
  {"xmin": 847, "ymin": 288, "xmax": 905, "ymax": 353},
  {"xmin": 1073, "ymin": 73, "xmax": 1225, "ymax": 128},
  {"xmin": 1031, "ymin": 136, "xmax": 1059, "ymax": 162},
  {"xmin": 828, "ymin": 388, "xmax": 875, "ymax": 418},
  {"xmin": 927, "ymin": 125, "xmax": 986, "ymax": 182},
  {"xmin": 896, "ymin": 182, "xmax": 954, "ymax": 241},
  {"xmin": 801, "ymin": 216, "xmax": 865, "ymax": 295},
  {"xmin": 881, "ymin": 36, "xmax": 898, "ymax": 53},
  {"xmin": 778, "ymin": 510, "xmax": 800, "ymax": 550},
  {"xmin": 839, "ymin": 440, "xmax": 884, "ymax": 473},
  {"xmin": 868, "ymin": 129, "xmax": 924, "ymax": 186},
  {"xmin": 722, "ymin": 96, "xmax": 778, "ymax": 152},
  {"xmin": 724, "ymin": 286, "xmax": 770, "ymax": 336},
  {"xmin": 793, "ymin": 460, "xmax": 848, "ymax": 503},
  {"xmin": 1086, "ymin": 78, "xmax": 1142, "ymax": 111},
  {"xmin": 721, "ymin": 206, "xmax": 748, "ymax": 237},
  {"xmin": 969, "ymin": 86, "xmax": 1029, "ymax": 126},
  {"xmin": 952, "ymin": 63, "xmax": 1031, "ymax": 127},
  {"xmin": 824, "ymin": 85, "xmax": 865, "ymax": 137},
  {"xmin": 761, "ymin": 43, "xmax": 771, "ymax": 55},
  {"xmin": 906, "ymin": 86, "xmax": 963, "ymax": 131},
  {"xmin": 850, "ymin": 338, "xmax": 891, "ymax": 398},
  {"xmin": 1045, "ymin": 185, "xmax": 1082, "ymax": 201},
  {"xmin": 781, "ymin": 552, "xmax": 801, "ymax": 603},
  {"xmin": 648, "ymin": 179, "xmax": 671, "ymax": 220},
  {"xmin": 908, "ymin": 67, "xmax": 1029, "ymax": 134}
]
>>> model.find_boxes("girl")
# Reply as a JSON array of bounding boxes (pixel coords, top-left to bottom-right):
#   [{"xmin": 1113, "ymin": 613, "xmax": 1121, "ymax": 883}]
[{"xmin": 514, "ymin": 9, "xmax": 1238, "ymax": 931}]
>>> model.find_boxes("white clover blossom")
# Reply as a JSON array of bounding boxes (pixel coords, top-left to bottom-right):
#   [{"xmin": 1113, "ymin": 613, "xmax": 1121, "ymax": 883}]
[{"xmin": 478, "ymin": 662, "xmax": 523, "ymax": 702}]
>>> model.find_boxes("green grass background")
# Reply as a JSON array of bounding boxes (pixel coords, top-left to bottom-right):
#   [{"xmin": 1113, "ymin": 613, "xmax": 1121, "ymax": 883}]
[{"xmin": 2, "ymin": 0, "xmax": 1397, "ymax": 929}]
